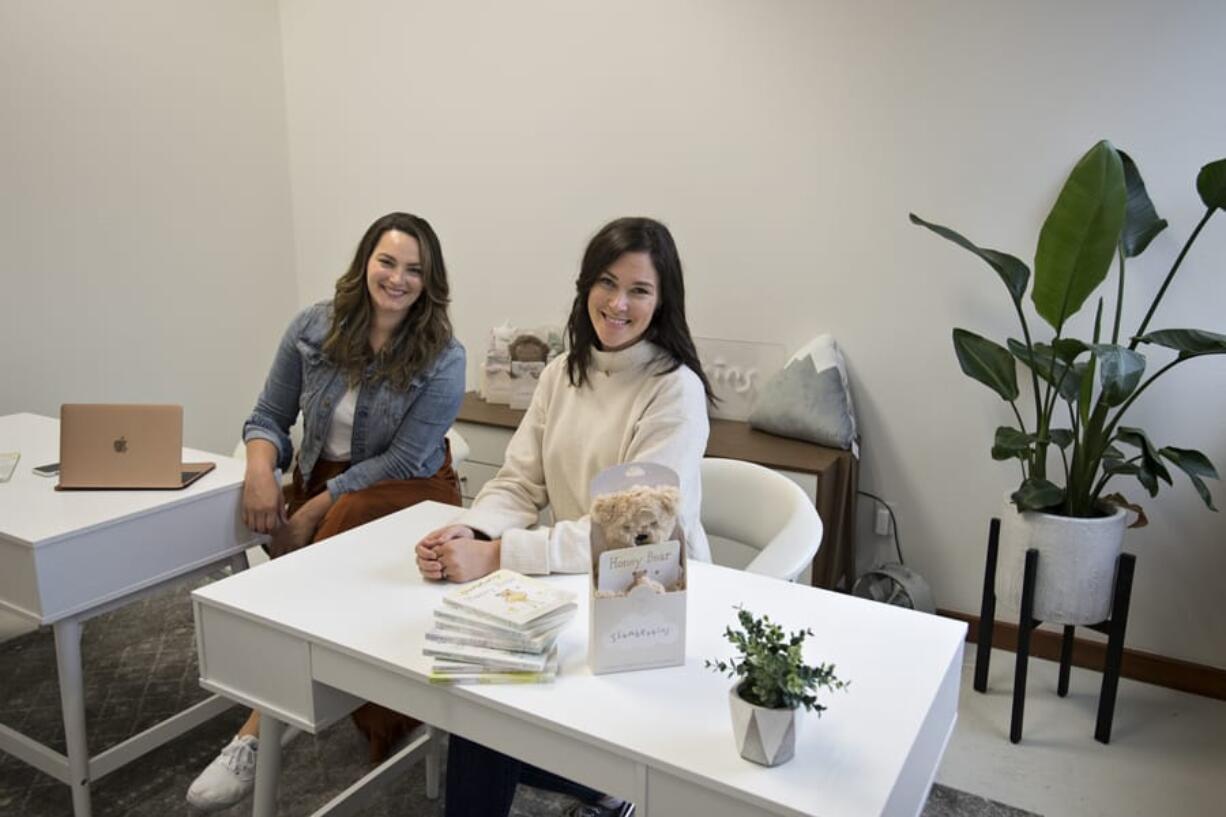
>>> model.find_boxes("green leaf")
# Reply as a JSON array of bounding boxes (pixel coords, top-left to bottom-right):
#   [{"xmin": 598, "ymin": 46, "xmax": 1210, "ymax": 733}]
[
  {"xmin": 1115, "ymin": 426, "xmax": 1173, "ymax": 493},
  {"xmin": 1052, "ymin": 338, "xmax": 1089, "ymax": 362},
  {"xmin": 992, "ymin": 426, "xmax": 1032, "ymax": 460},
  {"xmin": 1160, "ymin": 447, "xmax": 1219, "ymax": 511},
  {"xmin": 1135, "ymin": 464, "xmax": 1159, "ymax": 496},
  {"xmin": 1032, "ymin": 141, "xmax": 1127, "ymax": 331},
  {"xmin": 910, "ymin": 214, "xmax": 1030, "ymax": 304},
  {"xmin": 1008, "ymin": 339, "xmax": 1083, "ymax": 403},
  {"xmin": 1091, "ymin": 343, "xmax": 1146, "ymax": 406},
  {"xmin": 1078, "ymin": 355, "xmax": 1096, "ymax": 426},
  {"xmin": 1048, "ymin": 428, "xmax": 1075, "ymax": 449},
  {"xmin": 953, "ymin": 329, "xmax": 1019, "ymax": 401},
  {"xmin": 1135, "ymin": 329, "xmax": 1226, "ymax": 359},
  {"xmin": 1197, "ymin": 158, "xmax": 1226, "ymax": 210},
  {"xmin": 1102, "ymin": 444, "xmax": 1125, "ymax": 460},
  {"xmin": 1103, "ymin": 459, "xmax": 1140, "ymax": 476},
  {"xmin": 1159, "ymin": 447, "xmax": 1220, "ymax": 480},
  {"xmin": 1012, "ymin": 478, "xmax": 1065, "ymax": 511},
  {"xmin": 1118, "ymin": 150, "xmax": 1168, "ymax": 257}
]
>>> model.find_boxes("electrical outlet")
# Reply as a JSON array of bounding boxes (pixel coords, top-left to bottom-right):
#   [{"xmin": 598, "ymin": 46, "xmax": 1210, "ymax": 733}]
[{"xmin": 874, "ymin": 504, "xmax": 892, "ymax": 536}]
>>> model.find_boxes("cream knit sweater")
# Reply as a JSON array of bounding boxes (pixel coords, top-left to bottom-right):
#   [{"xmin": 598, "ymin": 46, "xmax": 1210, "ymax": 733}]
[{"xmin": 458, "ymin": 340, "xmax": 711, "ymax": 574}]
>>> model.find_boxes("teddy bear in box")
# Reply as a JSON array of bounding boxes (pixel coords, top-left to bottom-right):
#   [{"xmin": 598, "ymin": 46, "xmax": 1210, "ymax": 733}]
[{"xmin": 590, "ymin": 484, "xmax": 682, "ymax": 596}]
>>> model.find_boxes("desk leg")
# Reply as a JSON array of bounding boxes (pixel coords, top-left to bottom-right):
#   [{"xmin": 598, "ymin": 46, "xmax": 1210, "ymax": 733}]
[
  {"xmin": 252, "ymin": 713, "xmax": 286, "ymax": 817},
  {"xmin": 53, "ymin": 618, "xmax": 92, "ymax": 817},
  {"xmin": 425, "ymin": 728, "xmax": 442, "ymax": 800},
  {"xmin": 634, "ymin": 762, "xmax": 650, "ymax": 817}
]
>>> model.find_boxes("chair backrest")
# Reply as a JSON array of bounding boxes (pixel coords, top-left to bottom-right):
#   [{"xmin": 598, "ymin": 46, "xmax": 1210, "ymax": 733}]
[
  {"xmin": 699, "ymin": 457, "xmax": 822, "ymax": 582},
  {"xmin": 445, "ymin": 428, "xmax": 469, "ymax": 466}
]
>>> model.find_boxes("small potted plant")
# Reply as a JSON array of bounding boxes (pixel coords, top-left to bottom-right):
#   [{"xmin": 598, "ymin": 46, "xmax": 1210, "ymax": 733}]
[{"xmin": 707, "ymin": 607, "xmax": 848, "ymax": 766}]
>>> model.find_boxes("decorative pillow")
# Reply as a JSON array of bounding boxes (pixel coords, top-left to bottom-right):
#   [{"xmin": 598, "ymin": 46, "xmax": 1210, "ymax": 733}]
[{"xmin": 748, "ymin": 335, "xmax": 859, "ymax": 456}]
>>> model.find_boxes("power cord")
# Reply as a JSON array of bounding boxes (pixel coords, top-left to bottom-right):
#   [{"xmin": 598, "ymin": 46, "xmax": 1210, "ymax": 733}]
[{"xmin": 857, "ymin": 490, "xmax": 904, "ymax": 565}]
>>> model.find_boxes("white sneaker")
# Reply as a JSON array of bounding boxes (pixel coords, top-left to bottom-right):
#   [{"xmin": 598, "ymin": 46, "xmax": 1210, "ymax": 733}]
[{"xmin": 186, "ymin": 734, "xmax": 258, "ymax": 812}]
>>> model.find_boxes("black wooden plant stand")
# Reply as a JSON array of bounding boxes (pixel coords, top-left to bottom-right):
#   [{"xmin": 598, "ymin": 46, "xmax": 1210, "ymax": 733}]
[{"xmin": 973, "ymin": 518, "xmax": 1136, "ymax": 744}]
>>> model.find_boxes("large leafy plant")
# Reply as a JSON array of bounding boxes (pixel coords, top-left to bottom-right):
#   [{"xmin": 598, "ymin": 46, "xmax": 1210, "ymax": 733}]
[
  {"xmin": 912, "ymin": 141, "xmax": 1226, "ymax": 519},
  {"xmin": 706, "ymin": 607, "xmax": 848, "ymax": 712}
]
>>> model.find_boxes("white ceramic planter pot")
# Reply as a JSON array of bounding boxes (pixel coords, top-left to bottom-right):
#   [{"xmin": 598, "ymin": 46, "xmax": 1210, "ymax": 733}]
[
  {"xmin": 996, "ymin": 496, "xmax": 1127, "ymax": 625},
  {"xmin": 728, "ymin": 683, "xmax": 796, "ymax": 766}
]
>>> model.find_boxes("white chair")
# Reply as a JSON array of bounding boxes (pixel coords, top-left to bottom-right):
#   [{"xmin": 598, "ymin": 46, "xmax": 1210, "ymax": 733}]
[
  {"xmin": 445, "ymin": 427, "xmax": 469, "ymax": 466},
  {"xmin": 700, "ymin": 457, "xmax": 822, "ymax": 582}
]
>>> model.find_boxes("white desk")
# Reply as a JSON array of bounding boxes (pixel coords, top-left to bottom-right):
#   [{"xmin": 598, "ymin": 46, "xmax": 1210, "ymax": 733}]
[
  {"xmin": 0, "ymin": 413, "xmax": 258, "ymax": 817},
  {"xmin": 193, "ymin": 501, "xmax": 966, "ymax": 817}
]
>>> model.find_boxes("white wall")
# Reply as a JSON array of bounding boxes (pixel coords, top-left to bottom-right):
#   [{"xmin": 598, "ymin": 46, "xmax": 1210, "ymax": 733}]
[
  {"xmin": 5, "ymin": 0, "xmax": 1218, "ymax": 671},
  {"xmin": 279, "ymin": 0, "xmax": 1226, "ymax": 669},
  {"xmin": 0, "ymin": 0, "xmax": 297, "ymax": 453}
]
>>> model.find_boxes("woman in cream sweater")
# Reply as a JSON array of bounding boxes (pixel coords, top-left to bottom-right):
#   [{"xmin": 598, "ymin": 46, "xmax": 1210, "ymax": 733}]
[
  {"xmin": 416, "ymin": 216, "xmax": 713, "ymax": 582},
  {"xmin": 415, "ymin": 216, "xmax": 714, "ymax": 817}
]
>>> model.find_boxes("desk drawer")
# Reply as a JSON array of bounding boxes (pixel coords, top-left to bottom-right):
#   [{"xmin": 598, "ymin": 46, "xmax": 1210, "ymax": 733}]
[
  {"xmin": 17, "ymin": 486, "xmax": 252, "ymax": 623},
  {"xmin": 194, "ymin": 602, "xmax": 360, "ymax": 732}
]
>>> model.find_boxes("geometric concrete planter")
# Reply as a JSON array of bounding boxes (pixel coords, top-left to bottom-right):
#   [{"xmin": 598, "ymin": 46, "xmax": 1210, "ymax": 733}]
[
  {"xmin": 728, "ymin": 683, "xmax": 796, "ymax": 766},
  {"xmin": 996, "ymin": 497, "xmax": 1128, "ymax": 626}
]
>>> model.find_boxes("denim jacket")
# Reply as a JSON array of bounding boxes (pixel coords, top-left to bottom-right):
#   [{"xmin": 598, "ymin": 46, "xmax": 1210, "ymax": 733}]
[{"xmin": 243, "ymin": 301, "xmax": 466, "ymax": 499}]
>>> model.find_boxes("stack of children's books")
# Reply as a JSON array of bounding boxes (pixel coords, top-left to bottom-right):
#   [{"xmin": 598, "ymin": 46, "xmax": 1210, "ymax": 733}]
[{"xmin": 424, "ymin": 569, "xmax": 577, "ymax": 684}]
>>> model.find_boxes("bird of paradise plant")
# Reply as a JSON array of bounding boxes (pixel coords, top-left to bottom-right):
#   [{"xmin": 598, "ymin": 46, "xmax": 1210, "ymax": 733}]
[{"xmin": 911, "ymin": 141, "xmax": 1226, "ymax": 521}]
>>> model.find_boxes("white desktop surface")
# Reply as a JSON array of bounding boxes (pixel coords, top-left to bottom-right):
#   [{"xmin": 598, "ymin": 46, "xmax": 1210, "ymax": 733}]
[
  {"xmin": 0, "ymin": 412, "xmax": 251, "ymax": 625},
  {"xmin": 0, "ymin": 412, "xmax": 246, "ymax": 547},
  {"xmin": 193, "ymin": 501, "xmax": 966, "ymax": 817}
]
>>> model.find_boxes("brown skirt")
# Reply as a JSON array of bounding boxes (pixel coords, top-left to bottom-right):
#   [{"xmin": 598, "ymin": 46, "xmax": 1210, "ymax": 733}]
[
  {"xmin": 279, "ymin": 442, "xmax": 462, "ymax": 763},
  {"xmin": 284, "ymin": 442, "xmax": 462, "ymax": 543}
]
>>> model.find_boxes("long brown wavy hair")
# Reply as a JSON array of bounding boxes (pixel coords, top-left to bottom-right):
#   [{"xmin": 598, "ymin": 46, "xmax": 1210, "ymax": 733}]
[
  {"xmin": 322, "ymin": 212, "xmax": 453, "ymax": 390},
  {"xmin": 566, "ymin": 217, "xmax": 714, "ymax": 402}
]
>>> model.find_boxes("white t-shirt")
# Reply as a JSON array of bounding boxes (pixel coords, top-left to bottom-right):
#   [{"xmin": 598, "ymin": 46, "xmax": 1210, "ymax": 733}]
[{"xmin": 322, "ymin": 386, "xmax": 359, "ymax": 460}]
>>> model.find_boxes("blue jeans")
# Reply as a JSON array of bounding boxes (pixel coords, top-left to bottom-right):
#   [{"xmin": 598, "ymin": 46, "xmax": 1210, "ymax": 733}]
[{"xmin": 444, "ymin": 734, "xmax": 605, "ymax": 816}]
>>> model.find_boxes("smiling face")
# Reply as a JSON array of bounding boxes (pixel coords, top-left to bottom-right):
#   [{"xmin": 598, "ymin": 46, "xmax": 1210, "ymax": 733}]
[
  {"xmin": 586, "ymin": 251, "xmax": 660, "ymax": 352},
  {"xmin": 365, "ymin": 229, "xmax": 423, "ymax": 325}
]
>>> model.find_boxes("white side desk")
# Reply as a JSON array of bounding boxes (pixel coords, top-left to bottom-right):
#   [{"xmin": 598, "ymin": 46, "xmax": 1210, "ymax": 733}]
[
  {"xmin": 193, "ymin": 501, "xmax": 967, "ymax": 817},
  {"xmin": 0, "ymin": 413, "xmax": 258, "ymax": 817}
]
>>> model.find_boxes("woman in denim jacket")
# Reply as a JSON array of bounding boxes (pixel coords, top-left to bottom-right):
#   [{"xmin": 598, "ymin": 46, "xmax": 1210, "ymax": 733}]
[{"xmin": 187, "ymin": 212, "xmax": 465, "ymax": 813}]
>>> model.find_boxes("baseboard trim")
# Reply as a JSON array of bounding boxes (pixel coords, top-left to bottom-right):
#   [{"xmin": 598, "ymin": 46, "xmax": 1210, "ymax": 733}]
[{"xmin": 937, "ymin": 608, "xmax": 1226, "ymax": 701}]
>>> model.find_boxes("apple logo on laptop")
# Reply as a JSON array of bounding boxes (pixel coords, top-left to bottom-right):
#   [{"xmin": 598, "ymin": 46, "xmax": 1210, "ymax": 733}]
[{"xmin": 113, "ymin": 436, "xmax": 128, "ymax": 454}]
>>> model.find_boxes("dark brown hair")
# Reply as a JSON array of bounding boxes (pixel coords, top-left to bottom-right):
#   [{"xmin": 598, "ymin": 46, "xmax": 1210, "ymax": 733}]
[
  {"xmin": 565, "ymin": 217, "xmax": 714, "ymax": 402},
  {"xmin": 323, "ymin": 212, "xmax": 452, "ymax": 390}
]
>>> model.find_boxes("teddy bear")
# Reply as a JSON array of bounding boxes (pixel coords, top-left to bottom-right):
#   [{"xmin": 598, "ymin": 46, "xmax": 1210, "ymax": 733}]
[
  {"xmin": 590, "ymin": 484, "xmax": 682, "ymax": 597},
  {"xmin": 590, "ymin": 484, "xmax": 681, "ymax": 550}
]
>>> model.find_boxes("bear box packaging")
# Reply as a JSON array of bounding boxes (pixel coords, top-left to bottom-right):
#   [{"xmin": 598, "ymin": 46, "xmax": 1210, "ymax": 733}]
[{"xmin": 587, "ymin": 462, "xmax": 688, "ymax": 674}]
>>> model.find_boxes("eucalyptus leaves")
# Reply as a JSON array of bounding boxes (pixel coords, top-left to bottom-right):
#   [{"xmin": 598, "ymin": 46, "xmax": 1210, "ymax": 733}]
[
  {"xmin": 912, "ymin": 141, "xmax": 1226, "ymax": 519},
  {"xmin": 706, "ymin": 607, "xmax": 848, "ymax": 713}
]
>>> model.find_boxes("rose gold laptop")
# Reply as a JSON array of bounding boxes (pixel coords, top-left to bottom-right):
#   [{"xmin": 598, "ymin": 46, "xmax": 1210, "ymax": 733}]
[{"xmin": 56, "ymin": 404, "xmax": 215, "ymax": 490}]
